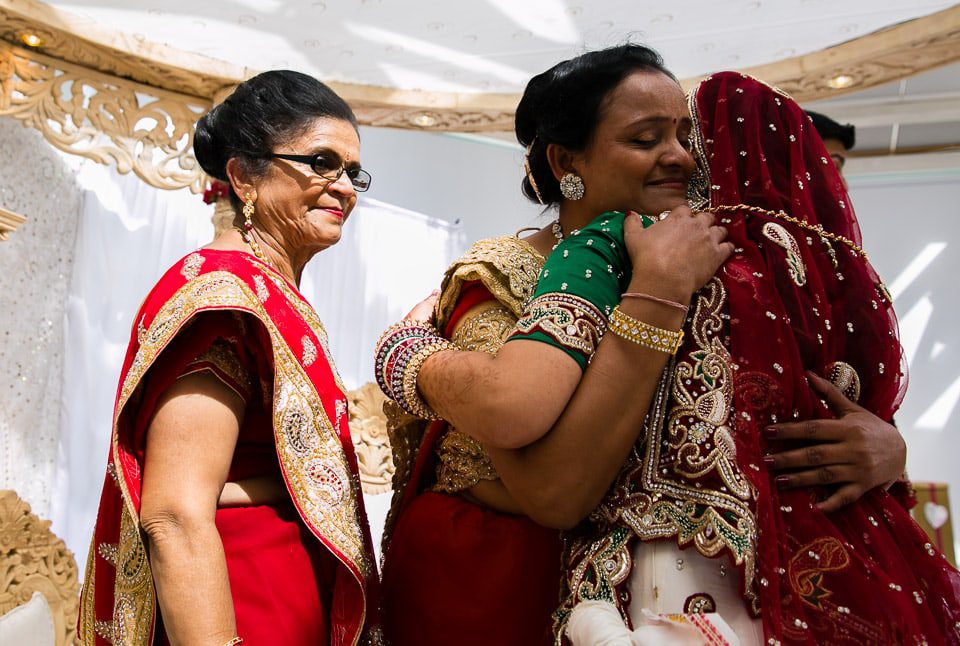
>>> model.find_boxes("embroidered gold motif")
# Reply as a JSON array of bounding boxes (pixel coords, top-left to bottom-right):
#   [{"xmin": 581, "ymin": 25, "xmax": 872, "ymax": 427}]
[
  {"xmin": 254, "ymin": 274, "xmax": 269, "ymax": 302},
  {"xmin": 450, "ymin": 303, "xmax": 515, "ymax": 355},
  {"xmin": 684, "ymin": 593, "xmax": 717, "ymax": 614},
  {"xmin": 136, "ymin": 314, "xmax": 147, "ymax": 346},
  {"xmin": 433, "ymin": 429, "xmax": 498, "ymax": 493},
  {"xmin": 825, "ymin": 361, "xmax": 861, "ymax": 403},
  {"xmin": 515, "ymin": 293, "xmax": 607, "ymax": 358},
  {"xmin": 553, "ymin": 525, "xmax": 634, "ymax": 640},
  {"xmin": 98, "ymin": 542, "xmax": 119, "ymax": 565},
  {"xmin": 302, "ymin": 335, "xmax": 318, "ymax": 367},
  {"xmin": 762, "ymin": 222, "xmax": 807, "ymax": 287},
  {"xmin": 180, "ymin": 252, "xmax": 204, "ymax": 281},
  {"xmin": 94, "ymin": 620, "xmax": 114, "ymax": 642},
  {"xmin": 112, "ymin": 505, "xmax": 153, "ymax": 645}
]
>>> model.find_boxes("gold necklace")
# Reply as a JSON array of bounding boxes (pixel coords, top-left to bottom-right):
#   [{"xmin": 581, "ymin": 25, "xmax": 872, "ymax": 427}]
[
  {"xmin": 706, "ymin": 204, "xmax": 868, "ymax": 262},
  {"xmin": 235, "ymin": 226, "xmax": 274, "ymax": 268}
]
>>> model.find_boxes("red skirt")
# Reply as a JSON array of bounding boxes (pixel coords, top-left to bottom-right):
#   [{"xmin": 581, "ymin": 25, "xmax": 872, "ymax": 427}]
[
  {"xmin": 154, "ymin": 502, "xmax": 338, "ymax": 645},
  {"xmin": 382, "ymin": 491, "xmax": 562, "ymax": 646}
]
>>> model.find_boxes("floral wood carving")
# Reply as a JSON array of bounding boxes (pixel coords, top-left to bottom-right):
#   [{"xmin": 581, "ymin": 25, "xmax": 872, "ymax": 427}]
[
  {"xmin": 0, "ymin": 40, "xmax": 211, "ymax": 192},
  {"xmin": 348, "ymin": 382, "xmax": 395, "ymax": 495},
  {"xmin": 0, "ymin": 489, "xmax": 79, "ymax": 646}
]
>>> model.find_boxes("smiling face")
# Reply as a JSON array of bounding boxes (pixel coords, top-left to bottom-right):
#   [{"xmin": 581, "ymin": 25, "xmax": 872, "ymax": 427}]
[
  {"xmin": 568, "ymin": 70, "xmax": 695, "ymax": 218},
  {"xmin": 246, "ymin": 116, "xmax": 361, "ymax": 255}
]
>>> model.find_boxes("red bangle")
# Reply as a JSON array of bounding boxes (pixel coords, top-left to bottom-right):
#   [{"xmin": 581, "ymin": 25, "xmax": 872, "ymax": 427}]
[{"xmin": 621, "ymin": 292, "xmax": 688, "ymax": 313}]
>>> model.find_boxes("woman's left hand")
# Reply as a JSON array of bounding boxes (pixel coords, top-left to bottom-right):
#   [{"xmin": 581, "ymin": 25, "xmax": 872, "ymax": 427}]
[{"xmin": 763, "ymin": 371, "xmax": 906, "ymax": 513}]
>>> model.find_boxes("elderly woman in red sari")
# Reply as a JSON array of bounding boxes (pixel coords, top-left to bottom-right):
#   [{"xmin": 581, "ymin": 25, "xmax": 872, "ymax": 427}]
[
  {"xmin": 79, "ymin": 71, "xmax": 379, "ymax": 646},
  {"xmin": 377, "ymin": 46, "xmax": 958, "ymax": 645}
]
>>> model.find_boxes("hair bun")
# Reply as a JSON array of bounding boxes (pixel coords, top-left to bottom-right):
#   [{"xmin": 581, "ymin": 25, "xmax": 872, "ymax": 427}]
[{"xmin": 193, "ymin": 103, "xmax": 230, "ymax": 182}]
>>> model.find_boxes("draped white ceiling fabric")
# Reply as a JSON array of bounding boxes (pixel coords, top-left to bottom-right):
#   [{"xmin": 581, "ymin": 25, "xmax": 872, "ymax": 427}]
[
  {"xmin": 47, "ymin": 0, "xmax": 956, "ymax": 93},
  {"xmin": 0, "ymin": 118, "xmax": 465, "ymax": 568}
]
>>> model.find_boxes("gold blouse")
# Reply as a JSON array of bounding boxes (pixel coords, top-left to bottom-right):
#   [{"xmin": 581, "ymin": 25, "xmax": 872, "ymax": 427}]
[{"xmin": 430, "ymin": 236, "xmax": 545, "ymax": 493}]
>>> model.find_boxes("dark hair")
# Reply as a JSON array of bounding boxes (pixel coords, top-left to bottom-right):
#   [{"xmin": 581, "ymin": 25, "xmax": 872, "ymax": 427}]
[
  {"xmin": 516, "ymin": 44, "xmax": 676, "ymax": 206},
  {"xmin": 806, "ymin": 111, "xmax": 855, "ymax": 150},
  {"xmin": 194, "ymin": 70, "xmax": 358, "ymax": 207}
]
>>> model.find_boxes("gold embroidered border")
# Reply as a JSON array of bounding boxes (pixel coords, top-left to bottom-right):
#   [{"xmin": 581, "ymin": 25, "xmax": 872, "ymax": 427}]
[
  {"xmin": 624, "ymin": 279, "xmax": 758, "ymax": 608},
  {"xmin": 514, "ymin": 293, "xmax": 607, "ymax": 359},
  {"xmin": 103, "ymin": 266, "xmax": 368, "ymax": 644},
  {"xmin": 450, "ymin": 302, "xmax": 516, "ymax": 355}
]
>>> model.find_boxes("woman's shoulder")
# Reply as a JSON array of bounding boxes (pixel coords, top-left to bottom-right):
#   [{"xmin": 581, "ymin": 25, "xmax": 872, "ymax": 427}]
[
  {"xmin": 136, "ymin": 249, "xmax": 273, "ymax": 333},
  {"xmin": 436, "ymin": 235, "xmax": 546, "ymax": 325}
]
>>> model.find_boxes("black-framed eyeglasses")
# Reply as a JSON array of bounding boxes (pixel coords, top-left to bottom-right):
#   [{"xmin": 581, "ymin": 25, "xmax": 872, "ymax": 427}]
[{"xmin": 269, "ymin": 152, "xmax": 372, "ymax": 192}]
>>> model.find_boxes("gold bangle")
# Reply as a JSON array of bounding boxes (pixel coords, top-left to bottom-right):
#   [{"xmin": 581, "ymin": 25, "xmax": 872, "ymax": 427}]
[
  {"xmin": 609, "ymin": 306, "xmax": 684, "ymax": 354},
  {"xmin": 400, "ymin": 337, "xmax": 456, "ymax": 420}
]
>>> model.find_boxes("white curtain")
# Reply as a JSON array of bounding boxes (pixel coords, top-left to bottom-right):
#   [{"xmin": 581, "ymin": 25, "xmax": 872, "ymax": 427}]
[
  {"xmin": 0, "ymin": 119, "xmax": 81, "ymax": 524},
  {"xmin": 0, "ymin": 123, "xmax": 465, "ymax": 570}
]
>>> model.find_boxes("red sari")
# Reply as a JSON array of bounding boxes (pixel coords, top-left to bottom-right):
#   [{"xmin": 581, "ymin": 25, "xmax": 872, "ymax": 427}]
[
  {"xmin": 380, "ymin": 238, "xmax": 563, "ymax": 646},
  {"xmin": 78, "ymin": 249, "xmax": 380, "ymax": 646}
]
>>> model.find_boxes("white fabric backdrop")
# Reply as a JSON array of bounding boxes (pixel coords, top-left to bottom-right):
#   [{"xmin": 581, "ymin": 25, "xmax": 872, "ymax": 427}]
[
  {"xmin": 0, "ymin": 122, "xmax": 465, "ymax": 569},
  {"xmin": 0, "ymin": 119, "xmax": 81, "ymax": 522}
]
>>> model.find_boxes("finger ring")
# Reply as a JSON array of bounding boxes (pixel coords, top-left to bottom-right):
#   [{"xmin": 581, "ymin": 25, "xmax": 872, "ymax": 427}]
[{"xmin": 658, "ymin": 210, "xmax": 669, "ymax": 221}]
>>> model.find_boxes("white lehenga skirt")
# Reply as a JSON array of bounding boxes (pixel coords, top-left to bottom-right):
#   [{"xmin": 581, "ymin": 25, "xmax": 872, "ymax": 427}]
[{"xmin": 566, "ymin": 541, "xmax": 763, "ymax": 646}]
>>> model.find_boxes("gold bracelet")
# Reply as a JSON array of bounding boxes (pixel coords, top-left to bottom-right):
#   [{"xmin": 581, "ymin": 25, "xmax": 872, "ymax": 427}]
[
  {"xmin": 223, "ymin": 638, "xmax": 243, "ymax": 646},
  {"xmin": 400, "ymin": 337, "xmax": 456, "ymax": 420},
  {"xmin": 609, "ymin": 306, "xmax": 684, "ymax": 354}
]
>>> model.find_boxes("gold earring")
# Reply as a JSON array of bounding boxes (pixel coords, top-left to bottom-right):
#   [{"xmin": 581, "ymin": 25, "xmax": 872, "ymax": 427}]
[{"xmin": 242, "ymin": 193, "xmax": 255, "ymax": 231}]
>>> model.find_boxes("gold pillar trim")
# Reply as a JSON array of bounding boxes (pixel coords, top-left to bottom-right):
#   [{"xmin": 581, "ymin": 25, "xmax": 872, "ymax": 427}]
[
  {"xmin": 0, "ymin": 205, "xmax": 26, "ymax": 241},
  {"xmin": 348, "ymin": 382, "xmax": 395, "ymax": 495},
  {"xmin": 0, "ymin": 489, "xmax": 80, "ymax": 646}
]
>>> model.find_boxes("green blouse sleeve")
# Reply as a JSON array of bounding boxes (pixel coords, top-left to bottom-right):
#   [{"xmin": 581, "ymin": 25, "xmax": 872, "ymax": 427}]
[{"xmin": 508, "ymin": 211, "xmax": 651, "ymax": 370}]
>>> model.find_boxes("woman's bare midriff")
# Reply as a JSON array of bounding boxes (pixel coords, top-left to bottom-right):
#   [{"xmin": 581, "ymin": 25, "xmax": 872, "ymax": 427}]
[{"xmin": 218, "ymin": 475, "xmax": 287, "ymax": 507}]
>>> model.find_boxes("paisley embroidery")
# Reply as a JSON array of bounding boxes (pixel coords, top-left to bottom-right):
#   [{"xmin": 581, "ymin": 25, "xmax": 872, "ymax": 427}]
[
  {"xmin": 788, "ymin": 537, "xmax": 850, "ymax": 610},
  {"xmin": 762, "ymin": 222, "xmax": 807, "ymax": 286}
]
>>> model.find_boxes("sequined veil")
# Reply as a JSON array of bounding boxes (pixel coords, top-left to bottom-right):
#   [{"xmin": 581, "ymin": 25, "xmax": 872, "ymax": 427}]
[
  {"xmin": 553, "ymin": 72, "xmax": 960, "ymax": 645},
  {"xmin": 78, "ymin": 249, "xmax": 380, "ymax": 646}
]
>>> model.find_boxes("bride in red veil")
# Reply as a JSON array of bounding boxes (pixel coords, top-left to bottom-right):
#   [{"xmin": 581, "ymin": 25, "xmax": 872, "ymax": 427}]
[{"xmin": 561, "ymin": 71, "xmax": 960, "ymax": 645}]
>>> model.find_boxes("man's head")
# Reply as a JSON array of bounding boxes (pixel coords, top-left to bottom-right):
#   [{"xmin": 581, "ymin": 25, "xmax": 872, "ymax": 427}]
[{"xmin": 807, "ymin": 111, "xmax": 855, "ymax": 183}]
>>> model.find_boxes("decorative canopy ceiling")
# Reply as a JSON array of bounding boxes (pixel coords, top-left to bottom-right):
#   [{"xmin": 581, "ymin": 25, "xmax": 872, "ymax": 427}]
[
  {"xmin": 2, "ymin": 0, "xmax": 958, "ymax": 192},
  {"xmin": 40, "ymin": 0, "xmax": 958, "ymax": 94}
]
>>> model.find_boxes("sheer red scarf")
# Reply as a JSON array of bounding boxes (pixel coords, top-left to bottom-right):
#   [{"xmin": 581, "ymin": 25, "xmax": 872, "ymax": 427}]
[{"xmin": 691, "ymin": 72, "xmax": 960, "ymax": 644}]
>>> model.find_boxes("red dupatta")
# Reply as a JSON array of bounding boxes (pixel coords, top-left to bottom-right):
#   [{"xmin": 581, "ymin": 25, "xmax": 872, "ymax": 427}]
[
  {"xmin": 556, "ymin": 73, "xmax": 960, "ymax": 644},
  {"xmin": 78, "ymin": 249, "xmax": 379, "ymax": 646},
  {"xmin": 690, "ymin": 72, "xmax": 960, "ymax": 644}
]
